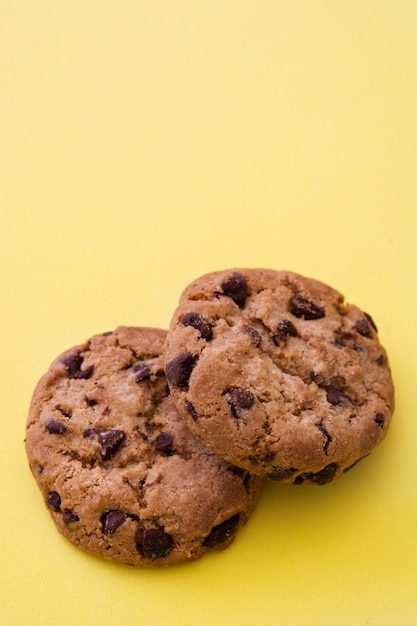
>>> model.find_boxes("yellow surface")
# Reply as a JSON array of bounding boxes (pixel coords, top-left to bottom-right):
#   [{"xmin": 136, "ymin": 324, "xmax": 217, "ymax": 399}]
[{"xmin": 1, "ymin": 2, "xmax": 416, "ymax": 624}]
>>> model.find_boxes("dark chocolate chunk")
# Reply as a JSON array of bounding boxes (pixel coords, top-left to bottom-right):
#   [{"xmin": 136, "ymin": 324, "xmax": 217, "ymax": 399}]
[
  {"xmin": 353, "ymin": 317, "xmax": 373, "ymax": 338},
  {"xmin": 273, "ymin": 319, "xmax": 298, "ymax": 345},
  {"xmin": 185, "ymin": 400, "xmax": 198, "ymax": 421},
  {"xmin": 374, "ymin": 413, "xmax": 385, "ymax": 428},
  {"xmin": 307, "ymin": 462, "xmax": 339, "ymax": 485},
  {"xmin": 46, "ymin": 419, "xmax": 67, "ymax": 434},
  {"xmin": 227, "ymin": 388, "xmax": 255, "ymax": 418},
  {"xmin": 84, "ymin": 395, "xmax": 98, "ymax": 406},
  {"xmin": 315, "ymin": 423, "xmax": 332, "ymax": 454},
  {"xmin": 221, "ymin": 272, "xmax": 248, "ymax": 307},
  {"xmin": 62, "ymin": 352, "xmax": 94, "ymax": 379},
  {"xmin": 55, "ymin": 405, "xmax": 72, "ymax": 418},
  {"xmin": 83, "ymin": 428, "xmax": 125, "ymax": 460},
  {"xmin": 243, "ymin": 325, "xmax": 262, "ymax": 347},
  {"xmin": 132, "ymin": 362, "xmax": 152, "ymax": 382},
  {"xmin": 137, "ymin": 527, "xmax": 174, "ymax": 559},
  {"xmin": 376, "ymin": 353, "xmax": 386, "ymax": 366},
  {"xmin": 334, "ymin": 331, "xmax": 364, "ymax": 353},
  {"xmin": 268, "ymin": 467, "xmax": 298, "ymax": 481},
  {"xmin": 165, "ymin": 352, "xmax": 197, "ymax": 388},
  {"xmin": 326, "ymin": 386, "xmax": 344, "ymax": 406},
  {"xmin": 337, "ymin": 331, "xmax": 356, "ymax": 347},
  {"xmin": 310, "ymin": 371, "xmax": 324, "ymax": 385},
  {"xmin": 364, "ymin": 312, "xmax": 378, "ymax": 332},
  {"xmin": 47, "ymin": 491, "xmax": 61, "ymax": 511},
  {"xmin": 155, "ymin": 432, "xmax": 174, "ymax": 453},
  {"xmin": 62, "ymin": 510, "xmax": 79, "ymax": 524},
  {"xmin": 203, "ymin": 514, "xmax": 240, "ymax": 548},
  {"xmin": 101, "ymin": 510, "xmax": 128, "ymax": 535},
  {"xmin": 290, "ymin": 293, "xmax": 325, "ymax": 320},
  {"xmin": 180, "ymin": 312, "xmax": 213, "ymax": 341}
]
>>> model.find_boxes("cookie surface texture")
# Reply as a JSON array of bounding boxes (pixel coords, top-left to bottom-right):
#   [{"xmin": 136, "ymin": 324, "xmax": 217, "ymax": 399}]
[
  {"xmin": 25, "ymin": 327, "xmax": 263, "ymax": 566},
  {"xmin": 163, "ymin": 269, "xmax": 395, "ymax": 484}
]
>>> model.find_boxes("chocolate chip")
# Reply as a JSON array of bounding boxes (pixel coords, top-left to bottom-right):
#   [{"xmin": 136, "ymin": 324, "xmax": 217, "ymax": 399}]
[
  {"xmin": 101, "ymin": 510, "xmax": 128, "ymax": 535},
  {"xmin": 165, "ymin": 352, "xmax": 197, "ymax": 388},
  {"xmin": 376, "ymin": 353, "xmax": 386, "ymax": 366},
  {"xmin": 83, "ymin": 428, "xmax": 125, "ymax": 460},
  {"xmin": 185, "ymin": 400, "xmax": 198, "ymax": 421},
  {"xmin": 62, "ymin": 352, "xmax": 94, "ymax": 379},
  {"xmin": 290, "ymin": 293, "xmax": 325, "ymax": 320},
  {"xmin": 203, "ymin": 514, "xmax": 240, "ymax": 548},
  {"xmin": 307, "ymin": 462, "xmax": 339, "ymax": 485},
  {"xmin": 55, "ymin": 405, "xmax": 72, "ymax": 418},
  {"xmin": 334, "ymin": 331, "xmax": 365, "ymax": 353},
  {"xmin": 227, "ymin": 388, "xmax": 255, "ymax": 418},
  {"xmin": 132, "ymin": 362, "xmax": 152, "ymax": 382},
  {"xmin": 243, "ymin": 325, "xmax": 262, "ymax": 347},
  {"xmin": 353, "ymin": 317, "xmax": 373, "ymax": 338},
  {"xmin": 84, "ymin": 395, "xmax": 98, "ymax": 406},
  {"xmin": 325, "ymin": 386, "xmax": 344, "ymax": 406},
  {"xmin": 268, "ymin": 467, "xmax": 298, "ymax": 481},
  {"xmin": 273, "ymin": 319, "xmax": 298, "ymax": 345},
  {"xmin": 310, "ymin": 371, "xmax": 324, "ymax": 385},
  {"xmin": 220, "ymin": 272, "xmax": 248, "ymax": 307},
  {"xmin": 47, "ymin": 491, "xmax": 61, "ymax": 511},
  {"xmin": 315, "ymin": 423, "xmax": 332, "ymax": 453},
  {"xmin": 62, "ymin": 510, "xmax": 79, "ymax": 524},
  {"xmin": 374, "ymin": 413, "xmax": 385, "ymax": 428},
  {"xmin": 137, "ymin": 527, "xmax": 174, "ymax": 559},
  {"xmin": 180, "ymin": 312, "xmax": 213, "ymax": 341},
  {"xmin": 364, "ymin": 312, "xmax": 378, "ymax": 332},
  {"xmin": 155, "ymin": 432, "xmax": 174, "ymax": 453},
  {"xmin": 46, "ymin": 419, "xmax": 67, "ymax": 434}
]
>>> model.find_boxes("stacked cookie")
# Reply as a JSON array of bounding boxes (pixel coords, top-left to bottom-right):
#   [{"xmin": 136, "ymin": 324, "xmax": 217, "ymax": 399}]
[{"xmin": 25, "ymin": 269, "xmax": 394, "ymax": 567}]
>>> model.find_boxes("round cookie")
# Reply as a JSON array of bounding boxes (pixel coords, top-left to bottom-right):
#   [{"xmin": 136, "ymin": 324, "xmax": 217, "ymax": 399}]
[
  {"xmin": 163, "ymin": 269, "xmax": 395, "ymax": 485},
  {"xmin": 25, "ymin": 326, "xmax": 264, "ymax": 567}
]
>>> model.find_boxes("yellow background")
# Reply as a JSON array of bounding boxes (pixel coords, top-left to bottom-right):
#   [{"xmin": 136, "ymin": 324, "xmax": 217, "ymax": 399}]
[{"xmin": 1, "ymin": 2, "xmax": 416, "ymax": 624}]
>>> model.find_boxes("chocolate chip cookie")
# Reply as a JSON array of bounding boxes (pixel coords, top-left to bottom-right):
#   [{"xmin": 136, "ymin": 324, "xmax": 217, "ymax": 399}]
[
  {"xmin": 25, "ymin": 327, "xmax": 264, "ymax": 566},
  {"xmin": 163, "ymin": 269, "xmax": 395, "ymax": 485}
]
